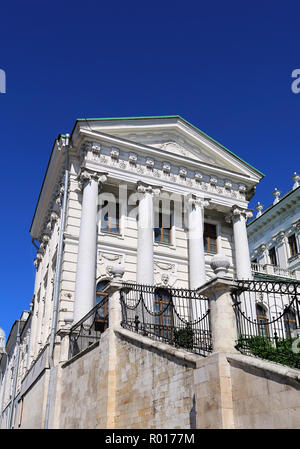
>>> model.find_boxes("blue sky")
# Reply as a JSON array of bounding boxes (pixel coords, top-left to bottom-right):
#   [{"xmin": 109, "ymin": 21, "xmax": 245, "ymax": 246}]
[{"xmin": 0, "ymin": 1, "xmax": 299, "ymax": 337}]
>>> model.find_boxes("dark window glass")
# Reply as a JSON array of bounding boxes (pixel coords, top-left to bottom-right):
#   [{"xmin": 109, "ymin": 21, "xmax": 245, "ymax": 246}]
[
  {"xmin": 269, "ymin": 247, "xmax": 277, "ymax": 266},
  {"xmin": 154, "ymin": 210, "xmax": 172, "ymax": 245},
  {"xmin": 154, "ymin": 288, "xmax": 173, "ymax": 339},
  {"xmin": 204, "ymin": 223, "xmax": 217, "ymax": 253},
  {"xmin": 288, "ymin": 234, "xmax": 298, "ymax": 257},
  {"xmin": 101, "ymin": 202, "xmax": 120, "ymax": 234}
]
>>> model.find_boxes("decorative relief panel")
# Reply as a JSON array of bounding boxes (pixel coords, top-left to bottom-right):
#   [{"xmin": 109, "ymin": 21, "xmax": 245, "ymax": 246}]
[
  {"xmin": 154, "ymin": 261, "xmax": 177, "ymax": 287},
  {"xmin": 97, "ymin": 252, "xmax": 124, "ymax": 279}
]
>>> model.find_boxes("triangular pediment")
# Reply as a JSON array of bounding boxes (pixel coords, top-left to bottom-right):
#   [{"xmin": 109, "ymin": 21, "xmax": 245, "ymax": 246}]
[{"xmin": 75, "ymin": 116, "xmax": 263, "ymax": 182}]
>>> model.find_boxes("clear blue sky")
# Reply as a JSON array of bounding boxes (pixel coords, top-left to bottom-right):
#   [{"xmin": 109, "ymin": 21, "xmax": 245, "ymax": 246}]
[{"xmin": 0, "ymin": 1, "xmax": 299, "ymax": 338}]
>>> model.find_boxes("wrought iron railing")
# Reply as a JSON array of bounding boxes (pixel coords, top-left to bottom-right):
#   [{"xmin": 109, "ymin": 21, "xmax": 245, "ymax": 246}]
[
  {"xmin": 68, "ymin": 296, "xmax": 109, "ymax": 359},
  {"xmin": 120, "ymin": 283, "xmax": 212, "ymax": 356},
  {"xmin": 232, "ymin": 279, "xmax": 300, "ymax": 368}
]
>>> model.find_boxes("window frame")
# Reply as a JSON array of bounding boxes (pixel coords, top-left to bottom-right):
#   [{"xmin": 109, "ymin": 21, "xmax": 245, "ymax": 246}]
[
  {"xmin": 153, "ymin": 288, "xmax": 174, "ymax": 339},
  {"xmin": 203, "ymin": 222, "xmax": 218, "ymax": 254},
  {"xmin": 283, "ymin": 308, "xmax": 297, "ymax": 338},
  {"xmin": 288, "ymin": 234, "xmax": 298, "ymax": 258},
  {"xmin": 268, "ymin": 247, "xmax": 277, "ymax": 266},
  {"xmin": 100, "ymin": 201, "xmax": 121, "ymax": 235},
  {"xmin": 256, "ymin": 304, "xmax": 269, "ymax": 337},
  {"xmin": 154, "ymin": 205, "xmax": 174, "ymax": 246}
]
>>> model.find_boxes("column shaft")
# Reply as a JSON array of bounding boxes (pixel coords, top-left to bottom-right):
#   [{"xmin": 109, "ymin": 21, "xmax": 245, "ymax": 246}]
[
  {"xmin": 74, "ymin": 172, "xmax": 106, "ymax": 323},
  {"xmin": 188, "ymin": 197, "xmax": 209, "ymax": 290},
  {"xmin": 232, "ymin": 207, "xmax": 253, "ymax": 280},
  {"xmin": 136, "ymin": 184, "xmax": 155, "ymax": 285}
]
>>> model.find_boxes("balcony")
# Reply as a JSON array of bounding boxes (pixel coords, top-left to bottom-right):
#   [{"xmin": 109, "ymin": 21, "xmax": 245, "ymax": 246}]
[{"xmin": 251, "ymin": 262, "xmax": 300, "ymax": 280}]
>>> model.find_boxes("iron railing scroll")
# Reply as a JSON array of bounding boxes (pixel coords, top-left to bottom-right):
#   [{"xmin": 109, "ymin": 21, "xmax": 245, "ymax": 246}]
[
  {"xmin": 120, "ymin": 283, "xmax": 212, "ymax": 357},
  {"xmin": 232, "ymin": 279, "xmax": 300, "ymax": 368},
  {"xmin": 68, "ymin": 295, "xmax": 109, "ymax": 359}
]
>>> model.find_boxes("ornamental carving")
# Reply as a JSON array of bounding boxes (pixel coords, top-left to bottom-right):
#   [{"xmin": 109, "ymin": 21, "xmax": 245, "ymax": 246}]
[
  {"xmin": 160, "ymin": 141, "xmax": 191, "ymax": 158},
  {"xmin": 187, "ymin": 194, "xmax": 211, "ymax": 209},
  {"xmin": 110, "ymin": 147, "xmax": 119, "ymax": 160},
  {"xmin": 128, "ymin": 153, "xmax": 137, "ymax": 165},
  {"xmin": 179, "ymin": 167, "xmax": 187, "ymax": 179},
  {"xmin": 231, "ymin": 206, "xmax": 253, "ymax": 221},
  {"xmin": 97, "ymin": 252, "xmax": 124, "ymax": 279},
  {"xmin": 136, "ymin": 182, "xmax": 161, "ymax": 197},
  {"xmin": 162, "ymin": 162, "xmax": 171, "ymax": 174},
  {"xmin": 77, "ymin": 169, "xmax": 107, "ymax": 190},
  {"xmin": 154, "ymin": 260, "xmax": 177, "ymax": 287}
]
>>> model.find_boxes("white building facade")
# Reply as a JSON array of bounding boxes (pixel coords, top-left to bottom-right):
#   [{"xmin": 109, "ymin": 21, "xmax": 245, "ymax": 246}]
[
  {"xmin": 248, "ymin": 174, "xmax": 300, "ymax": 281},
  {"xmin": 0, "ymin": 116, "xmax": 264, "ymax": 428}
]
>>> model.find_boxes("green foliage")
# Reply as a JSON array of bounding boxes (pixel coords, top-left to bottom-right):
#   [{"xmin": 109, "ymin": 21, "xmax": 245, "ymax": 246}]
[
  {"xmin": 236, "ymin": 335, "xmax": 300, "ymax": 369},
  {"xmin": 174, "ymin": 326, "xmax": 194, "ymax": 350}
]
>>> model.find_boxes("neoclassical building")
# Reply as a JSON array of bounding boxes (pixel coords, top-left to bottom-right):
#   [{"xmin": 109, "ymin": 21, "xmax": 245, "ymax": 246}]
[
  {"xmin": 248, "ymin": 173, "xmax": 300, "ymax": 281},
  {"xmin": 0, "ymin": 116, "xmax": 265, "ymax": 429}
]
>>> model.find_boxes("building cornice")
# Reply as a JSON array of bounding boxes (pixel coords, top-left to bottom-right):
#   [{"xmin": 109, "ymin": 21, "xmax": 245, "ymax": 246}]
[
  {"xmin": 247, "ymin": 186, "xmax": 300, "ymax": 236},
  {"xmin": 70, "ymin": 115, "xmax": 264, "ymax": 177}
]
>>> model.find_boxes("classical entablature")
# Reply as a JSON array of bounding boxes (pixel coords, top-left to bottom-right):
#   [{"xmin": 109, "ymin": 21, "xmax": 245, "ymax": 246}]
[{"xmin": 30, "ymin": 116, "xmax": 263, "ymax": 243}]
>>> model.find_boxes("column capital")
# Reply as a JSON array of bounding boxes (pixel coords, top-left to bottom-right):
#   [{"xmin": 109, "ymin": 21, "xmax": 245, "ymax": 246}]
[
  {"xmin": 77, "ymin": 168, "xmax": 108, "ymax": 191},
  {"xmin": 136, "ymin": 181, "xmax": 161, "ymax": 197},
  {"xmin": 226, "ymin": 205, "xmax": 253, "ymax": 223},
  {"xmin": 187, "ymin": 194, "xmax": 211, "ymax": 209}
]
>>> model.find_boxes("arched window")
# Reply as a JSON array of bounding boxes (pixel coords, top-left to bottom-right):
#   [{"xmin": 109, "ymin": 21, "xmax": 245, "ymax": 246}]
[
  {"xmin": 256, "ymin": 304, "xmax": 269, "ymax": 337},
  {"xmin": 96, "ymin": 280, "xmax": 110, "ymax": 304},
  {"xmin": 95, "ymin": 280, "xmax": 110, "ymax": 332},
  {"xmin": 284, "ymin": 308, "xmax": 297, "ymax": 338},
  {"xmin": 154, "ymin": 288, "xmax": 173, "ymax": 339}
]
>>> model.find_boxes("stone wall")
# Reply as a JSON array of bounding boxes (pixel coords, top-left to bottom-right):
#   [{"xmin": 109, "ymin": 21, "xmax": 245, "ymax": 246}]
[
  {"xmin": 59, "ymin": 336, "xmax": 110, "ymax": 429},
  {"xmin": 18, "ymin": 369, "xmax": 49, "ymax": 429},
  {"xmin": 114, "ymin": 332, "xmax": 196, "ymax": 429},
  {"xmin": 21, "ymin": 327, "xmax": 300, "ymax": 429},
  {"xmin": 228, "ymin": 354, "xmax": 300, "ymax": 429}
]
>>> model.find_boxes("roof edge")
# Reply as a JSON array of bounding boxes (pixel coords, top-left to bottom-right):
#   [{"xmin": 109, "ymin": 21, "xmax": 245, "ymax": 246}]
[{"xmin": 73, "ymin": 115, "xmax": 265, "ymax": 177}]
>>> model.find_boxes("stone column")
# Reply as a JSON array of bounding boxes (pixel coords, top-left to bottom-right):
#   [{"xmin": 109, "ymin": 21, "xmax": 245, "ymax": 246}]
[
  {"xmin": 73, "ymin": 169, "xmax": 107, "ymax": 323},
  {"xmin": 187, "ymin": 195, "xmax": 210, "ymax": 290},
  {"xmin": 229, "ymin": 206, "xmax": 253, "ymax": 280},
  {"xmin": 102, "ymin": 265, "xmax": 124, "ymax": 429},
  {"xmin": 136, "ymin": 182, "xmax": 160, "ymax": 285}
]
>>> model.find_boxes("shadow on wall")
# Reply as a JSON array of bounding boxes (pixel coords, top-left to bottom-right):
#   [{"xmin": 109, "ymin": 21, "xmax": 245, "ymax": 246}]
[{"xmin": 189, "ymin": 394, "xmax": 196, "ymax": 429}]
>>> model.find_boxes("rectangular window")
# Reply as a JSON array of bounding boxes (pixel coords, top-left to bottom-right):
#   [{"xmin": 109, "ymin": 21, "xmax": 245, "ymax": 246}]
[
  {"xmin": 288, "ymin": 234, "xmax": 298, "ymax": 257},
  {"xmin": 204, "ymin": 223, "xmax": 217, "ymax": 254},
  {"xmin": 154, "ymin": 210, "xmax": 172, "ymax": 245},
  {"xmin": 269, "ymin": 247, "xmax": 277, "ymax": 266},
  {"xmin": 100, "ymin": 202, "xmax": 120, "ymax": 234}
]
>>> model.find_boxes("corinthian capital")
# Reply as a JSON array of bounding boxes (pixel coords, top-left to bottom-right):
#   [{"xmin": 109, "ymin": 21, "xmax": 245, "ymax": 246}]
[
  {"xmin": 187, "ymin": 194, "xmax": 211, "ymax": 209},
  {"xmin": 136, "ymin": 181, "xmax": 161, "ymax": 197},
  {"xmin": 231, "ymin": 205, "xmax": 253, "ymax": 221},
  {"xmin": 77, "ymin": 168, "xmax": 107, "ymax": 190}
]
